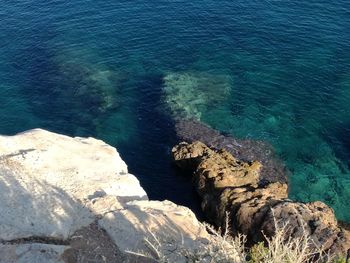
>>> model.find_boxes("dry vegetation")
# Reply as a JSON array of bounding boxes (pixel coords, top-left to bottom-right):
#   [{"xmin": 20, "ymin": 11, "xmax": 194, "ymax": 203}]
[{"xmin": 138, "ymin": 212, "xmax": 349, "ymax": 263}]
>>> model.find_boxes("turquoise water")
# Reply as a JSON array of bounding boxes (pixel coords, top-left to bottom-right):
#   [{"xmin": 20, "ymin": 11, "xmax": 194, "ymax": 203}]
[{"xmin": 1, "ymin": 1, "xmax": 350, "ymax": 221}]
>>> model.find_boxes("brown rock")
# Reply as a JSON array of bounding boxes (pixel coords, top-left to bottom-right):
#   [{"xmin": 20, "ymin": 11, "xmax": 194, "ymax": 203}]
[
  {"xmin": 172, "ymin": 141, "xmax": 214, "ymax": 171},
  {"xmin": 172, "ymin": 140, "xmax": 350, "ymax": 256},
  {"xmin": 173, "ymin": 142, "xmax": 262, "ymax": 196},
  {"xmin": 175, "ymin": 119, "xmax": 288, "ymax": 184},
  {"xmin": 261, "ymin": 201, "xmax": 350, "ymax": 254},
  {"xmin": 201, "ymin": 183, "xmax": 288, "ymax": 239},
  {"xmin": 194, "ymin": 149, "xmax": 262, "ymax": 196}
]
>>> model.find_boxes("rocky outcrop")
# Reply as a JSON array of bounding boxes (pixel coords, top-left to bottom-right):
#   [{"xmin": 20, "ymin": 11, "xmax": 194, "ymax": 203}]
[
  {"xmin": 261, "ymin": 201, "xmax": 350, "ymax": 253},
  {"xmin": 163, "ymin": 72, "xmax": 232, "ymax": 120},
  {"xmin": 173, "ymin": 141, "xmax": 262, "ymax": 195},
  {"xmin": 0, "ymin": 129, "xmax": 213, "ymax": 263},
  {"xmin": 172, "ymin": 141, "xmax": 350, "ymax": 256},
  {"xmin": 175, "ymin": 119, "xmax": 287, "ymax": 184}
]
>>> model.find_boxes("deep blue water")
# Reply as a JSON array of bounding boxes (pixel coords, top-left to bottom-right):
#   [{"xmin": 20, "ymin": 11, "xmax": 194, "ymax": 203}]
[{"xmin": 1, "ymin": 0, "xmax": 350, "ymax": 222}]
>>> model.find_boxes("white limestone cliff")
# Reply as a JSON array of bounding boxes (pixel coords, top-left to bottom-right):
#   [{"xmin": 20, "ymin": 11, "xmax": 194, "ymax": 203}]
[{"xmin": 0, "ymin": 129, "xmax": 211, "ymax": 263}]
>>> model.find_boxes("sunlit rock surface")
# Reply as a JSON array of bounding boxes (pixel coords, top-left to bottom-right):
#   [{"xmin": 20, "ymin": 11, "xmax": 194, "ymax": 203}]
[
  {"xmin": 175, "ymin": 119, "xmax": 287, "ymax": 184},
  {"xmin": 173, "ymin": 141, "xmax": 262, "ymax": 195},
  {"xmin": 0, "ymin": 129, "xmax": 211, "ymax": 263},
  {"xmin": 172, "ymin": 141, "xmax": 350, "ymax": 256}
]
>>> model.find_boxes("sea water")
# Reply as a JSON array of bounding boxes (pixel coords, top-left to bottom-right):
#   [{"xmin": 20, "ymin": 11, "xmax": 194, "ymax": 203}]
[{"xmin": 1, "ymin": 0, "xmax": 349, "ymax": 222}]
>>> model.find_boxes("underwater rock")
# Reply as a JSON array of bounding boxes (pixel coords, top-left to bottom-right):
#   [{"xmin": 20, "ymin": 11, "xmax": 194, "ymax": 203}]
[
  {"xmin": 163, "ymin": 71, "xmax": 232, "ymax": 120},
  {"xmin": 175, "ymin": 119, "xmax": 287, "ymax": 184},
  {"xmin": 172, "ymin": 141, "xmax": 350, "ymax": 256},
  {"xmin": 56, "ymin": 59, "xmax": 123, "ymax": 114},
  {"xmin": 23, "ymin": 47, "xmax": 129, "ymax": 136}
]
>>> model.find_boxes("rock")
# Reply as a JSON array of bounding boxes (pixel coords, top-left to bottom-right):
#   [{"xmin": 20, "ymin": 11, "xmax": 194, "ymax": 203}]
[
  {"xmin": 61, "ymin": 222, "xmax": 126, "ymax": 263},
  {"xmin": 0, "ymin": 129, "xmax": 213, "ymax": 262},
  {"xmin": 172, "ymin": 140, "xmax": 350, "ymax": 256},
  {"xmin": 0, "ymin": 129, "xmax": 146, "ymax": 241},
  {"xmin": 172, "ymin": 141, "xmax": 213, "ymax": 171},
  {"xmin": 163, "ymin": 72, "xmax": 232, "ymax": 120},
  {"xmin": 261, "ymin": 201, "xmax": 350, "ymax": 255},
  {"xmin": 22, "ymin": 48, "xmax": 130, "ymax": 139},
  {"xmin": 195, "ymin": 148, "xmax": 262, "ymax": 196},
  {"xmin": 54, "ymin": 48, "xmax": 126, "ymax": 114},
  {"xmin": 56, "ymin": 59, "xmax": 124, "ymax": 113},
  {"xmin": 201, "ymin": 182, "xmax": 288, "ymax": 237},
  {"xmin": 175, "ymin": 119, "xmax": 287, "ymax": 184},
  {"xmin": 0, "ymin": 244, "xmax": 68, "ymax": 263},
  {"xmin": 99, "ymin": 200, "xmax": 211, "ymax": 263},
  {"xmin": 173, "ymin": 142, "xmax": 262, "ymax": 196}
]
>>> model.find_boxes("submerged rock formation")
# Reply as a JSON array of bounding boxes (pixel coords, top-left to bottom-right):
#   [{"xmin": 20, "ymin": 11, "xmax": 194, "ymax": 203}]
[
  {"xmin": 54, "ymin": 57, "xmax": 123, "ymax": 114},
  {"xmin": 23, "ymin": 47, "xmax": 132, "ymax": 138},
  {"xmin": 163, "ymin": 71, "xmax": 232, "ymax": 120},
  {"xmin": 0, "ymin": 129, "xmax": 213, "ymax": 263},
  {"xmin": 172, "ymin": 141, "xmax": 350, "ymax": 256}
]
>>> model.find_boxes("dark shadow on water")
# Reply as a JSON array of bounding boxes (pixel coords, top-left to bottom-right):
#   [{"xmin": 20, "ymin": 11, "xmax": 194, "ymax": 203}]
[
  {"xmin": 323, "ymin": 123, "xmax": 350, "ymax": 170},
  {"xmin": 116, "ymin": 73, "xmax": 204, "ymax": 219},
  {"xmin": 15, "ymin": 44, "xmax": 95, "ymax": 136}
]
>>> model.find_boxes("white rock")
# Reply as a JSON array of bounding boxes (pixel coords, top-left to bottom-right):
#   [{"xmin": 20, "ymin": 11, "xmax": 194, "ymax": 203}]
[
  {"xmin": 0, "ymin": 129, "xmax": 213, "ymax": 263},
  {"xmin": 99, "ymin": 200, "xmax": 211, "ymax": 262},
  {"xmin": 0, "ymin": 244, "xmax": 67, "ymax": 263},
  {"xmin": 0, "ymin": 129, "xmax": 147, "ymax": 241}
]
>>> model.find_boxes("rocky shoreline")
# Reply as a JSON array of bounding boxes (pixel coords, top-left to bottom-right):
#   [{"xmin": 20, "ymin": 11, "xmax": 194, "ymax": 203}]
[
  {"xmin": 0, "ymin": 128, "xmax": 349, "ymax": 262},
  {"xmin": 0, "ymin": 129, "xmax": 214, "ymax": 262},
  {"xmin": 172, "ymin": 140, "xmax": 350, "ymax": 256},
  {"xmin": 175, "ymin": 119, "xmax": 287, "ymax": 185}
]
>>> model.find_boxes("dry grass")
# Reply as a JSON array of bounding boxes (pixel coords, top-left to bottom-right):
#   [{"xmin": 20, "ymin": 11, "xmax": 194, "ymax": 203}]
[
  {"xmin": 136, "ymin": 211, "xmax": 347, "ymax": 263},
  {"xmin": 248, "ymin": 216, "xmax": 331, "ymax": 263}
]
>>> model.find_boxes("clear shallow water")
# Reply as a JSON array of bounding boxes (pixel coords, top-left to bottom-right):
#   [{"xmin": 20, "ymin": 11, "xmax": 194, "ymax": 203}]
[{"xmin": 1, "ymin": 1, "xmax": 350, "ymax": 221}]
